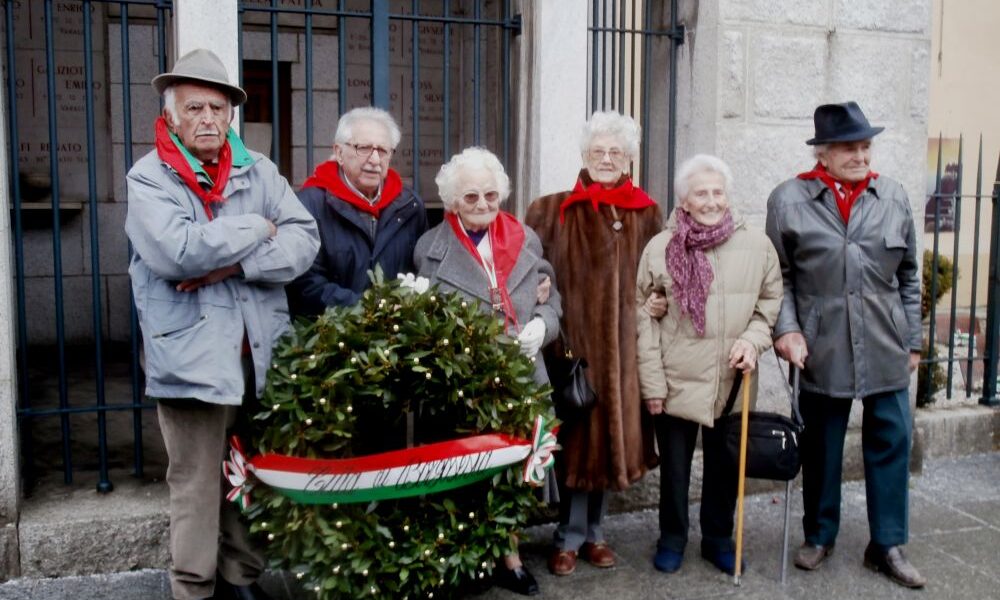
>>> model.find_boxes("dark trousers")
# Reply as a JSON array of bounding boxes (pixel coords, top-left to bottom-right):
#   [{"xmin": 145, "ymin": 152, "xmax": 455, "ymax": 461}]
[
  {"xmin": 654, "ymin": 414, "xmax": 738, "ymax": 554},
  {"xmin": 799, "ymin": 388, "xmax": 911, "ymax": 548}
]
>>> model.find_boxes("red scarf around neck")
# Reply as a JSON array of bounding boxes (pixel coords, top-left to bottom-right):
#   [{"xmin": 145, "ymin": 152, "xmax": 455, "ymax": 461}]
[
  {"xmin": 155, "ymin": 116, "xmax": 232, "ymax": 221},
  {"xmin": 445, "ymin": 211, "xmax": 525, "ymax": 333},
  {"xmin": 559, "ymin": 175, "xmax": 656, "ymax": 223},
  {"xmin": 797, "ymin": 162, "xmax": 878, "ymax": 224},
  {"xmin": 302, "ymin": 160, "xmax": 403, "ymax": 218}
]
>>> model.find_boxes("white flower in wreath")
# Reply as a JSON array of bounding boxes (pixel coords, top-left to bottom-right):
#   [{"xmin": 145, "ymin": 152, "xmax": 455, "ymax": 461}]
[{"xmin": 397, "ymin": 272, "xmax": 430, "ymax": 294}]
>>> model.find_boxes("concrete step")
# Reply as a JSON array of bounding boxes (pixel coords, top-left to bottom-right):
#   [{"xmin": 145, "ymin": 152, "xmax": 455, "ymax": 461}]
[
  {"xmin": 3, "ymin": 452, "xmax": 999, "ymax": 600},
  {"xmin": 3, "ymin": 405, "xmax": 997, "ymax": 583}
]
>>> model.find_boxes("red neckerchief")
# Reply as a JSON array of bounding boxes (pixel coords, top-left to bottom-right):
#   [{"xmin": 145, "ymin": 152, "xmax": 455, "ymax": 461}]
[
  {"xmin": 559, "ymin": 176, "xmax": 656, "ymax": 223},
  {"xmin": 302, "ymin": 160, "xmax": 403, "ymax": 218},
  {"xmin": 797, "ymin": 162, "xmax": 878, "ymax": 224},
  {"xmin": 445, "ymin": 211, "xmax": 525, "ymax": 333},
  {"xmin": 155, "ymin": 116, "xmax": 232, "ymax": 221}
]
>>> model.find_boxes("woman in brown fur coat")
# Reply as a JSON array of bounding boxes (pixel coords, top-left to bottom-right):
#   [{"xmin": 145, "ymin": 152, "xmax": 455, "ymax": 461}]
[{"xmin": 525, "ymin": 111, "xmax": 662, "ymax": 576}]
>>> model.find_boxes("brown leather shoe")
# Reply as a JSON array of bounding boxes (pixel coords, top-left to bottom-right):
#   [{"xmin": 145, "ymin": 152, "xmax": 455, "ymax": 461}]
[
  {"xmin": 548, "ymin": 549, "xmax": 577, "ymax": 576},
  {"xmin": 581, "ymin": 542, "xmax": 616, "ymax": 568},
  {"xmin": 793, "ymin": 542, "xmax": 834, "ymax": 570},
  {"xmin": 863, "ymin": 543, "xmax": 926, "ymax": 589}
]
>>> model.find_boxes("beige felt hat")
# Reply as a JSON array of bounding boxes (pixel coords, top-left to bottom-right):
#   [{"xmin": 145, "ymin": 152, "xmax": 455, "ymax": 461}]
[{"xmin": 151, "ymin": 48, "xmax": 247, "ymax": 106}]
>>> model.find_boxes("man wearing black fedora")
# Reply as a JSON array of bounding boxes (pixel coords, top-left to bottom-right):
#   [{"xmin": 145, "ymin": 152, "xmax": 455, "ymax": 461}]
[
  {"xmin": 125, "ymin": 48, "xmax": 319, "ymax": 599},
  {"xmin": 765, "ymin": 101, "xmax": 925, "ymax": 588}
]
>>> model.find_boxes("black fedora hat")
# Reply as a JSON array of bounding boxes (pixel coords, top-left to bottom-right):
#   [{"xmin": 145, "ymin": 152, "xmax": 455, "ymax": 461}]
[{"xmin": 805, "ymin": 101, "xmax": 884, "ymax": 145}]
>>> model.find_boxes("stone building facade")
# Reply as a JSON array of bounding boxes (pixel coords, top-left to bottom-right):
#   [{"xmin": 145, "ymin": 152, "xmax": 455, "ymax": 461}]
[{"xmin": 0, "ymin": 0, "xmax": 932, "ymax": 580}]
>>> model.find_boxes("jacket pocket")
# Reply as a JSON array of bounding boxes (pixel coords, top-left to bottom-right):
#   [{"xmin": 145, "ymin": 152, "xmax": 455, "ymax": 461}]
[
  {"xmin": 146, "ymin": 298, "xmax": 206, "ymax": 338},
  {"xmin": 884, "ymin": 234, "xmax": 908, "ymax": 250},
  {"xmin": 143, "ymin": 275, "xmax": 206, "ymax": 337},
  {"xmin": 874, "ymin": 234, "xmax": 909, "ymax": 285},
  {"xmin": 888, "ymin": 300, "xmax": 908, "ymax": 348}
]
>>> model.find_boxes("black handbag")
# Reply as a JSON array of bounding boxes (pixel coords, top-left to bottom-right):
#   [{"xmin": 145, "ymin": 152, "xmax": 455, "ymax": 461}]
[
  {"xmin": 548, "ymin": 333, "xmax": 596, "ymax": 420},
  {"xmin": 719, "ymin": 366, "xmax": 804, "ymax": 481}
]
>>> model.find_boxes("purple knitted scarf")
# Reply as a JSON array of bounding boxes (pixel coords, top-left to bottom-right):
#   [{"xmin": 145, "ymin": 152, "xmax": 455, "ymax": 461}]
[{"xmin": 666, "ymin": 209, "xmax": 735, "ymax": 336}]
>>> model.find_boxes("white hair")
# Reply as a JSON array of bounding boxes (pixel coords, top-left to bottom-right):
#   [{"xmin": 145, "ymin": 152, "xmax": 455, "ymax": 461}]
[
  {"xmin": 579, "ymin": 110, "xmax": 641, "ymax": 160},
  {"xmin": 435, "ymin": 147, "xmax": 511, "ymax": 212},
  {"xmin": 334, "ymin": 107, "xmax": 402, "ymax": 148},
  {"xmin": 674, "ymin": 154, "xmax": 734, "ymax": 201},
  {"xmin": 163, "ymin": 85, "xmax": 178, "ymax": 121}
]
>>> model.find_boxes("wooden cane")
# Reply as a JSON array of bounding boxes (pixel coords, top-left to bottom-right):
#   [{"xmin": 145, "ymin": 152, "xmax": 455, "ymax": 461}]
[{"xmin": 733, "ymin": 370, "xmax": 751, "ymax": 586}]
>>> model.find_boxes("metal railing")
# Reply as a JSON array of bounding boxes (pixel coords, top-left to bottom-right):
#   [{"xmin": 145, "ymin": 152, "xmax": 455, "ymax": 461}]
[
  {"xmin": 588, "ymin": 0, "xmax": 684, "ymax": 210},
  {"xmin": 922, "ymin": 135, "xmax": 1000, "ymax": 407},
  {"xmin": 3, "ymin": 0, "xmax": 172, "ymax": 492},
  {"xmin": 3, "ymin": 0, "xmax": 521, "ymax": 492},
  {"xmin": 236, "ymin": 0, "xmax": 520, "ymax": 205}
]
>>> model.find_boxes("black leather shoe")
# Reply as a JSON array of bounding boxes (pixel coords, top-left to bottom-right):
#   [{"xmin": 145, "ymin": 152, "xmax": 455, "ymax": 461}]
[
  {"xmin": 208, "ymin": 576, "xmax": 234, "ymax": 600},
  {"xmin": 494, "ymin": 564, "xmax": 540, "ymax": 596},
  {"xmin": 213, "ymin": 577, "xmax": 274, "ymax": 600},
  {"xmin": 794, "ymin": 542, "xmax": 834, "ymax": 571},
  {"xmin": 863, "ymin": 543, "xmax": 926, "ymax": 589}
]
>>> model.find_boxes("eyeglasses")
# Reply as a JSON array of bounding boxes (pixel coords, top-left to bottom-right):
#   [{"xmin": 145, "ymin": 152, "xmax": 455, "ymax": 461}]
[
  {"xmin": 461, "ymin": 190, "xmax": 501, "ymax": 205},
  {"xmin": 345, "ymin": 143, "xmax": 394, "ymax": 159},
  {"xmin": 587, "ymin": 148, "xmax": 627, "ymax": 162}
]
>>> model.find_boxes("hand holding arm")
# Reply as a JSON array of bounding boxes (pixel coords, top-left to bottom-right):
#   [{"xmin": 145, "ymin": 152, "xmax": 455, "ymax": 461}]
[
  {"xmin": 643, "ymin": 290, "xmax": 667, "ymax": 319},
  {"xmin": 175, "ymin": 264, "xmax": 242, "ymax": 292},
  {"xmin": 536, "ymin": 275, "xmax": 551, "ymax": 305}
]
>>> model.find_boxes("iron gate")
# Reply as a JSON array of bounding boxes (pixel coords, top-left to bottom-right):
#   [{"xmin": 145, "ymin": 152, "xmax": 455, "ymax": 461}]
[
  {"xmin": 2, "ymin": 0, "xmax": 519, "ymax": 493},
  {"xmin": 587, "ymin": 0, "xmax": 684, "ymax": 210}
]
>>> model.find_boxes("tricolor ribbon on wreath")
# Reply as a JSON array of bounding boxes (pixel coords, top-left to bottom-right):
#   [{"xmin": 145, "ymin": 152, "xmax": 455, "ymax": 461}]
[{"xmin": 223, "ymin": 415, "xmax": 560, "ymax": 508}]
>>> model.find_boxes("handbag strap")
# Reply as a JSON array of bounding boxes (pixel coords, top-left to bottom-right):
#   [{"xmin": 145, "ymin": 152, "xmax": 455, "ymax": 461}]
[
  {"xmin": 721, "ymin": 356, "xmax": 804, "ymax": 427},
  {"xmin": 558, "ymin": 328, "xmax": 574, "ymax": 359},
  {"xmin": 721, "ymin": 370, "xmax": 742, "ymax": 417}
]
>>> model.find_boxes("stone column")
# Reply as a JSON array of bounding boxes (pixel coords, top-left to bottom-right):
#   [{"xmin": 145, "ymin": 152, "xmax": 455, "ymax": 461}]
[
  {"xmin": 0, "ymin": 57, "xmax": 22, "ymax": 579},
  {"xmin": 173, "ymin": 0, "xmax": 242, "ymax": 127},
  {"xmin": 513, "ymin": 0, "xmax": 589, "ymax": 214}
]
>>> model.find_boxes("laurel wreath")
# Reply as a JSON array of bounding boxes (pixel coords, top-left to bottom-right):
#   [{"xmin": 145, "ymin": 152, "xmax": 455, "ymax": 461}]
[{"xmin": 245, "ymin": 270, "xmax": 551, "ymax": 599}]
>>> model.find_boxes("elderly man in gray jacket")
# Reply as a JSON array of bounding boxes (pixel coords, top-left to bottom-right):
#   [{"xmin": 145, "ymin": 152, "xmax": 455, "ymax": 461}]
[
  {"xmin": 125, "ymin": 49, "xmax": 319, "ymax": 600},
  {"xmin": 765, "ymin": 102, "xmax": 924, "ymax": 589}
]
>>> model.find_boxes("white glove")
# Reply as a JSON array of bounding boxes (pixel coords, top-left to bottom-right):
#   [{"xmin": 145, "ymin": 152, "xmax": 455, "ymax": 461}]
[
  {"xmin": 517, "ymin": 317, "xmax": 546, "ymax": 357},
  {"xmin": 397, "ymin": 272, "xmax": 430, "ymax": 294}
]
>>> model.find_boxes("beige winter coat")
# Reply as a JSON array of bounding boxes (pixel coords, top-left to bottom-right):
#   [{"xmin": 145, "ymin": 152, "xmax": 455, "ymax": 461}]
[{"xmin": 635, "ymin": 210, "xmax": 783, "ymax": 427}]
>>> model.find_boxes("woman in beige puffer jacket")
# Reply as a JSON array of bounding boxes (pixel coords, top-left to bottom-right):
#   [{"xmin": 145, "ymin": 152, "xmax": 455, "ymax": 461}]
[{"xmin": 635, "ymin": 154, "xmax": 783, "ymax": 576}]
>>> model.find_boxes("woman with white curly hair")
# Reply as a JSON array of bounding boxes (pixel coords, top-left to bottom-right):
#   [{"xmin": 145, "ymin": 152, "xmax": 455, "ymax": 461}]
[
  {"xmin": 413, "ymin": 146, "xmax": 562, "ymax": 596},
  {"xmin": 525, "ymin": 110, "xmax": 663, "ymax": 577}
]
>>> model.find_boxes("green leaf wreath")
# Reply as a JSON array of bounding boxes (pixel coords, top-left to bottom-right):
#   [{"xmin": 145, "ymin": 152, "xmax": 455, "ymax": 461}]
[{"xmin": 246, "ymin": 270, "xmax": 553, "ymax": 599}]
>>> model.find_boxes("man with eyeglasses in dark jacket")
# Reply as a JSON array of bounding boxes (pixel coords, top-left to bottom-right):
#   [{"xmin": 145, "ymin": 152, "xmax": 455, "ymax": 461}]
[{"xmin": 286, "ymin": 106, "xmax": 429, "ymax": 315}]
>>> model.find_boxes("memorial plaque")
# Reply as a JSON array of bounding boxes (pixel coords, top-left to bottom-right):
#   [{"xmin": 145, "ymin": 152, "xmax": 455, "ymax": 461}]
[{"xmin": 4, "ymin": 1, "xmax": 110, "ymax": 205}]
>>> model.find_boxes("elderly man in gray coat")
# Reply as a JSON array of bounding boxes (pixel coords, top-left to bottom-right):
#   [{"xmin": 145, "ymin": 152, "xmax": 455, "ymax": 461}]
[
  {"xmin": 765, "ymin": 101, "xmax": 924, "ymax": 589},
  {"xmin": 125, "ymin": 49, "xmax": 319, "ymax": 600}
]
